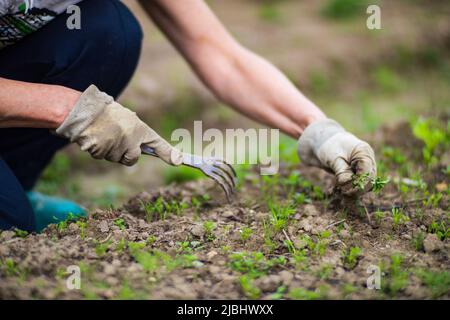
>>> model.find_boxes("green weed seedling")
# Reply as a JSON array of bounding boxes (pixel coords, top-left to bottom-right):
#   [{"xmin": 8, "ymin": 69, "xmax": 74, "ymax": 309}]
[
  {"xmin": 342, "ymin": 246, "xmax": 362, "ymax": 270},
  {"xmin": 380, "ymin": 254, "xmax": 409, "ymax": 296},
  {"xmin": 114, "ymin": 218, "xmax": 126, "ymax": 231},
  {"xmin": 240, "ymin": 227, "xmax": 253, "ymax": 243},
  {"xmin": 203, "ymin": 221, "xmax": 217, "ymax": 241},
  {"xmin": 268, "ymin": 202, "xmax": 296, "ymax": 232},
  {"xmin": 76, "ymin": 220, "xmax": 87, "ymax": 239},
  {"xmin": 415, "ymin": 269, "xmax": 450, "ymax": 299},
  {"xmin": 391, "ymin": 207, "xmax": 409, "ymax": 230},
  {"xmin": 239, "ymin": 275, "xmax": 261, "ymax": 300},
  {"xmin": 13, "ymin": 228, "xmax": 28, "ymax": 238},
  {"xmin": 374, "ymin": 210, "xmax": 385, "ymax": 225},
  {"xmin": 411, "ymin": 232, "xmax": 425, "ymax": 252},
  {"xmin": 95, "ymin": 241, "xmax": 111, "ymax": 257},
  {"xmin": 371, "ymin": 176, "xmax": 390, "ymax": 194},
  {"xmin": 141, "ymin": 197, "xmax": 189, "ymax": 221},
  {"xmin": 412, "ymin": 117, "xmax": 448, "ymax": 165},
  {"xmin": 229, "ymin": 252, "xmax": 286, "ymax": 279},
  {"xmin": 288, "ymin": 286, "xmax": 328, "ymax": 300},
  {"xmin": 428, "ymin": 220, "xmax": 449, "ymax": 241}
]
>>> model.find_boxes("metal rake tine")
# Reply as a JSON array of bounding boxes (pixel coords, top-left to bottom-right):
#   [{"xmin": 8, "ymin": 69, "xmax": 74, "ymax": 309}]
[
  {"xmin": 214, "ymin": 159, "xmax": 237, "ymax": 178},
  {"xmin": 212, "ymin": 162, "xmax": 236, "ymax": 189},
  {"xmin": 211, "ymin": 167, "xmax": 235, "ymax": 195},
  {"xmin": 207, "ymin": 170, "xmax": 233, "ymax": 201}
]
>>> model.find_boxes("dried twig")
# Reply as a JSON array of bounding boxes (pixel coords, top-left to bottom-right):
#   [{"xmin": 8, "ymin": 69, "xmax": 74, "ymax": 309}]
[{"xmin": 326, "ymin": 219, "xmax": 346, "ymax": 229}]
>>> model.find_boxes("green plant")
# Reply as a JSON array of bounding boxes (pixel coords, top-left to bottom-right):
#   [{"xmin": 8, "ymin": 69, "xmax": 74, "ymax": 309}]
[
  {"xmin": 229, "ymin": 252, "xmax": 286, "ymax": 279},
  {"xmin": 76, "ymin": 220, "xmax": 87, "ymax": 239},
  {"xmin": 288, "ymin": 286, "xmax": 328, "ymax": 300},
  {"xmin": 268, "ymin": 202, "xmax": 296, "ymax": 231},
  {"xmin": 239, "ymin": 275, "xmax": 261, "ymax": 300},
  {"xmin": 13, "ymin": 229, "xmax": 28, "ymax": 238},
  {"xmin": 203, "ymin": 221, "xmax": 217, "ymax": 241},
  {"xmin": 342, "ymin": 246, "xmax": 362, "ymax": 270},
  {"xmin": 416, "ymin": 269, "xmax": 450, "ymax": 299},
  {"xmin": 114, "ymin": 218, "xmax": 126, "ymax": 231},
  {"xmin": 412, "ymin": 118, "xmax": 448, "ymax": 165},
  {"xmin": 391, "ymin": 207, "xmax": 409, "ymax": 229},
  {"xmin": 374, "ymin": 210, "xmax": 385, "ymax": 225},
  {"xmin": 95, "ymin": 241, "xmax": 111, "ymax": 257},
  {"xmin": 141, "ymin": 197, "xmax": 188, "ymax": 221},
  {"xmin": 371, "ymin": 176, "xmax": 390, "ymax": 194},
  {"xmin": 381, "ymin": 254, "xmax": 409, "ymax": 296},
  {"xmin": 411, "ymin": 232, "xmax": 425, "ymax": 252},
  {"xmin": 240, "ymin": 227, "xmax": 253, "ymax": 243},
  {"xmin": 428, "ymin": 220, "xmax": 449, "ymax": 240}
]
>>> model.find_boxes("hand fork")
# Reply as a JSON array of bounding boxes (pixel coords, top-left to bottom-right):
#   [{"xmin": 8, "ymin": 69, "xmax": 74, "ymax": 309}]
[{"xmin": 141, "ymin": 145, "xmax": 237, "ymax": 202}]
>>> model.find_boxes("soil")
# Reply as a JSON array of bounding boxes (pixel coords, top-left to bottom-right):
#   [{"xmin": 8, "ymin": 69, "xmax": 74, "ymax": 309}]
[{"xmin": 0, "ymin": 120, "xmax": 448, "ymax": 300}]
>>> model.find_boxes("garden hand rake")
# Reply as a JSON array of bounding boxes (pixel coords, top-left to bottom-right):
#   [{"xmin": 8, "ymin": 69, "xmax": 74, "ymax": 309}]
[{"xmin": 141, "ymin": 145, "xmax": 237, "ymax": 202}]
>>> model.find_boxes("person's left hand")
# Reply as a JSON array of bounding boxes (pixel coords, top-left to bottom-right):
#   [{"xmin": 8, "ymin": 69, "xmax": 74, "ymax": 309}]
[{"xmin": 297, "ymin": 118, "xmax": 377, "ymax": 195}]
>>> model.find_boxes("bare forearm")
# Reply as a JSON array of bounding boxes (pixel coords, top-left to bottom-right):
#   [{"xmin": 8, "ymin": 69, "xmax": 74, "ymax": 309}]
[
  {"xmin": 194, "ymin": 46, "xmax": 326, "ymax": 138},
  {"xmin": 0, "ymin": 78, "xmax": 79, "ymax": 128}
]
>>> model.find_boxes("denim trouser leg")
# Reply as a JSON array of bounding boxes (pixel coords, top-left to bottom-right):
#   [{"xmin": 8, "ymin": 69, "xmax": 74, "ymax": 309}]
[{"xmin": 0, "ymin": 0, "xmax": 142, "ymax": 231}]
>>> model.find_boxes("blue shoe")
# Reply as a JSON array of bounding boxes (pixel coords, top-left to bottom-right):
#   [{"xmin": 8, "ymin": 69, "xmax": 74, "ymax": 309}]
[{"xmin": 26, "ymin": 191, "xmax": 87, "ymax": 232}]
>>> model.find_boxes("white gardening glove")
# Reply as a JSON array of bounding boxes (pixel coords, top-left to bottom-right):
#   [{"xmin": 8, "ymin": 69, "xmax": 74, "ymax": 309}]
[
  {"xmin": 298, "ymin": 119, "xmax": 376, "ymax": 195},
  {"xmin": 56, "ymin": 85, "xmax": 182, "ymax": 167}
]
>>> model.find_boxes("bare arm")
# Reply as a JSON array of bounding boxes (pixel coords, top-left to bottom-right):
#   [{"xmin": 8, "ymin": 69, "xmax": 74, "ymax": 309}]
[
  {"xmin": 140, "ymin": 0, "xmax": 326, "ymax": 138},
  {"xmin": 0, "ymin": 77, "xmax": 80, "ymax": 128}
]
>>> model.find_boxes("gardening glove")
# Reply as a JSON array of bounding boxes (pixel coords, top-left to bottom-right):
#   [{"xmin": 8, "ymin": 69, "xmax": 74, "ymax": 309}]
[
  {"xmin": 297, "ymin": 119, "xmax": 376, "ymax": 195},
  {"xmin": 56, "ymin": 85, "xmax": 182, "ymax": 167}
]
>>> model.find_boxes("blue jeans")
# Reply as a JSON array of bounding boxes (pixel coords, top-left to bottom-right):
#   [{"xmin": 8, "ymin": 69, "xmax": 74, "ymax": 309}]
[{"xmin": 0, "ymin": 0, "xmax": 142, "ymax": 231}]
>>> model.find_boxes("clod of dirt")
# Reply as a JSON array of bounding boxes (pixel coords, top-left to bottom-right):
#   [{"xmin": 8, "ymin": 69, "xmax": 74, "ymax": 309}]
[
  {"xmin": 423, "ymin": 234, "xmax": 444, "ymax": 253},
  {"xmin": 303, "ymin": 204, "xmax": 319, "ymax": 216},
  {"xmin": 190, "ymin": 224, "xmax": 205, "ymax": 238},
  {"xmin": 98, "ymin": 220, "xmax": 109, "ymax": 233}
]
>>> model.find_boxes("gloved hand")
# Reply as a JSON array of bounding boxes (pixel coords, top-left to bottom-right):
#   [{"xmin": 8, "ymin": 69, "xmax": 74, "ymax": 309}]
[
  {"xmin": 297, "ymin": 119, "xmax": 376, "ymax": 195},
  {"xmin": 56, "ymin": 85, "xmax": 182, "ymax": 167}
]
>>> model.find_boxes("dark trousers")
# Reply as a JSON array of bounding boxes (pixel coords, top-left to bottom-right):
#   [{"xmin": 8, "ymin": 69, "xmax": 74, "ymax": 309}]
[{"xmin": 0, "ymin": 0, "xmax": 142, "ymax": 231}]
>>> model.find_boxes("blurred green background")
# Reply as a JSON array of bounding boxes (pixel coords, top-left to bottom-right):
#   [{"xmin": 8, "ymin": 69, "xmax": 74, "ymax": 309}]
[{"xmin": 37, "ymin": 0, "xmax": 450, "ymax": 208}]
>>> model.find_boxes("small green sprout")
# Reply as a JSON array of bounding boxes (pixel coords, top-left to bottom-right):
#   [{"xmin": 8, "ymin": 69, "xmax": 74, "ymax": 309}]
[
  {"xmin": 342, "ymin": 246, "xmax": 362, "ymax": 270},
  {"xmin": 114, "ymin": 218, "xmax": 126, "ymax": 231}
]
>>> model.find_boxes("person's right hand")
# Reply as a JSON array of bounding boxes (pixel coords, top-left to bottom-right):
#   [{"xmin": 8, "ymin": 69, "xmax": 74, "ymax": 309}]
[{"xmin": 56, "ymin": 85, "xmax": 182, "ymax": 167}]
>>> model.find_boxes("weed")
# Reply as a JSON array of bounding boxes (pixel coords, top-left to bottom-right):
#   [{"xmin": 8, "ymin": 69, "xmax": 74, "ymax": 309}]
[
  {"xmin": 428, "ymin": 220, "xmax": 449, "ymax": 241},
  {"xmin": 371, "ymin": 176, "xmax": 390, "ymax": 194},
  {"xmin": 381, "ymin": 254, "xmax": 409, "ymax": 296},
  {"xmin": 13, "ymin": 229, "xmax": 28, "ymax": 238},
  {"xmin": 288, "ymin": 286, "xmax": 327, "ymax": 300},
  {"xmin": 229, "ymin": 252, "xmax": 286, "ymax": 279},
  {"xmin": 342, "ymin": 246, "xmax": 362, "ymax": 270},
  {"xmin": 412, "ymin": 117, "xmax": 448, "ymax": 165},
  {"xmin": 240, "ymin": 227, "xmax": 253, "ymax": 243},
  {"xmin": 316, "ymin": 263, "xmax": 333, "ymax": 280},
  {"xmin": 76, "ymin": 220, "xmax": 87, "ymax": 239},
  {"xmin": 114, "ymin": 218, "xmax": 126, "ymax": 231},
  {"xmin": 415, "ymin": 269, "xmax": 450, "ymax": 299},
  {"xmin": 268, "ymin": 202, "xmax": 296, "ymax": 231},
  {"xmin": 95, "ymin": 241, "xmax": 111, "ymax": 257},
  {"xmin": 271, "ymin": 286, "xmax": 287, "ymax": 300},
  {"xmin": 203, "ymin": 221, "xmax": 217, "ymax": 241},
  {"xmin": 391, "ymin": 207, "xmax": 409, "ymax": 230},
  {"xmin": 239, "ymin": 275, "xmax": 261, "ymax": 300},
  {"xmin": 411, "ymin": 232, "xmax": 425, "ymax": 252},
  {"xmin": 141, "ymin": 197, "xmax": 188, "ymax": 221},
  {"xmin": 374, "ymin": 210, "xmax": 385, "ymax": 225}
]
